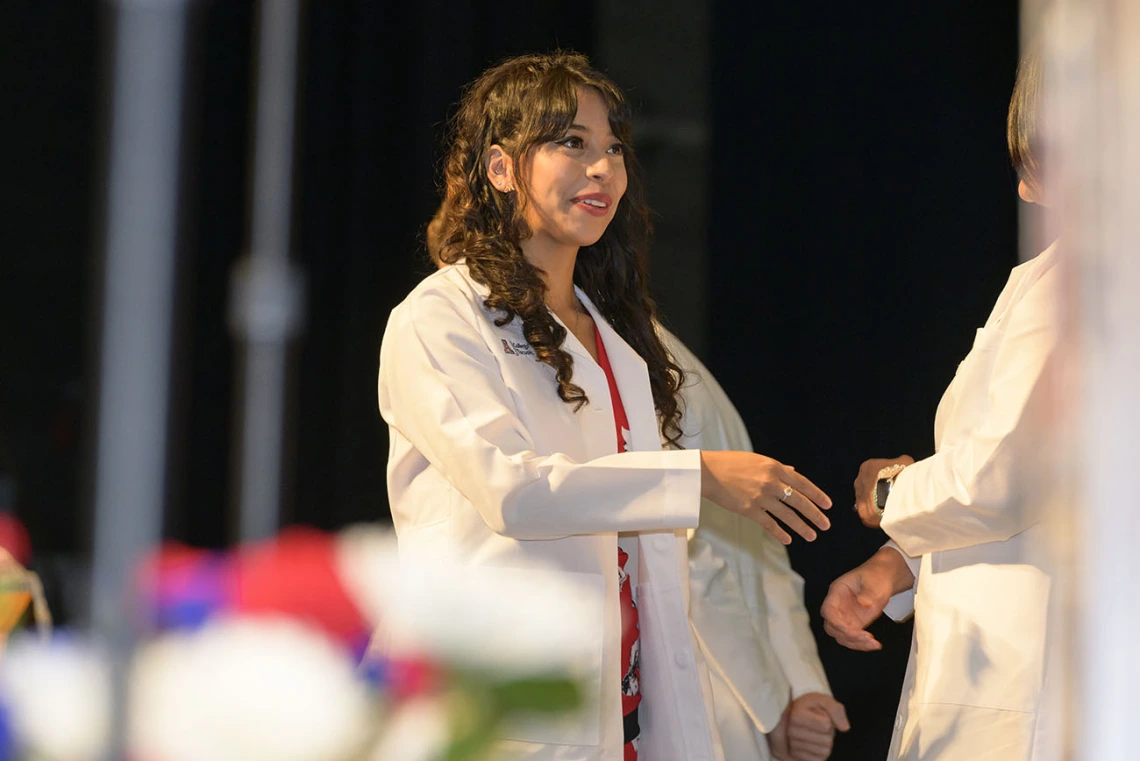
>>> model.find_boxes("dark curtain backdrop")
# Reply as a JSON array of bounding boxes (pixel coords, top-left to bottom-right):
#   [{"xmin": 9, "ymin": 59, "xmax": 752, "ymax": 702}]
[
  {"xmin": 3, "ymin": 2, "xmax": 1018, "ymax": 759},
  {"xmin": 172, "ymin": 1, "xmax": 595, "ymax": 543},
  {"xmin": 709, "ymin": 2, "xmax": 1020, "ymax": 759},
  {"xmin": 1, "ymin": 5, "xmax": 98, "ymax": 555}
]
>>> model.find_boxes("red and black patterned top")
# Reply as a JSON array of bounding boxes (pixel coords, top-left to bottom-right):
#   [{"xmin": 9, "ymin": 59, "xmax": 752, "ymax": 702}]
[{"xmin": 594, "ymin": 327, "xmax": 641, "ymax": 760}]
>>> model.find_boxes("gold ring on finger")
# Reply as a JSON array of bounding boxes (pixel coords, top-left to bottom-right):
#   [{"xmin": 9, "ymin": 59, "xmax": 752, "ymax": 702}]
[{"xmin": 781, "ymin": 485, "xmax": 794, "ymax": 502}]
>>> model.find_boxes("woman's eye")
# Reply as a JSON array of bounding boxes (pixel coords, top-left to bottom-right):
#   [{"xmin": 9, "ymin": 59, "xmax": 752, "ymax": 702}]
[
  {"xmin": 558, "ymin": 136, "xmax": 584, "ymax": 149},
  {"xmin": 608, "ymin": 143, "xmax": 625, "ymax": 156}
]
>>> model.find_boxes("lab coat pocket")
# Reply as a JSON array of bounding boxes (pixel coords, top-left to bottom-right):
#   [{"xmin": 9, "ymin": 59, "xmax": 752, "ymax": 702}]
[
  {"xmin": 939, "ymin": 329, "xmax": 992, "ymax": 435},
  {"xmin": 957, "ymin": 328, "xmax": 1000, "ymax": 377},
  {"xmin": 917, "ymin": 560, "xmax": 1049, "ymax": 714},
  {"xmin": 497, "ymin": 569, "xmax": 606, "ymax": 747},
  {"xmin": 898, "ymin": 703, "xmax": 1034, "ymax": 761},
  {"xmin": 940, "ymin": 327, "xmax": 1004, "ymax": 441}
]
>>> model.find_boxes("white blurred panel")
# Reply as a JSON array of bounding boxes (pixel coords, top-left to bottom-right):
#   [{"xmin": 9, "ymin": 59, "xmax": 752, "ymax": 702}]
[{"xmin": 1022, "ymin": 2, "xmax": 1140, "ymax": 759}]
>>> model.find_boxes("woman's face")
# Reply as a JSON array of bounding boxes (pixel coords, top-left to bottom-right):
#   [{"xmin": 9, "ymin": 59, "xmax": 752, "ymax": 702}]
[{"xmin": 517, "ymin": 88, "xmax": 628, "ymax": 250}]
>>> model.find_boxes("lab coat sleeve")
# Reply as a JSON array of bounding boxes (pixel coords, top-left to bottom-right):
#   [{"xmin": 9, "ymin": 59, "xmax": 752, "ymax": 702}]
[
  {"xmin": 881, "ymin": 268, "xmax": 1058, "ymax": 556},
  {"xmin": 750, "ymin": 523, "xmax": 831, "ymax": 697},
  {"xmin": 378, "ymin": 286, "xmax": 702, "ymax": 540},
  {"xmin": 881, "ymin": 541, "xmax": 921, "ymax": 622}
]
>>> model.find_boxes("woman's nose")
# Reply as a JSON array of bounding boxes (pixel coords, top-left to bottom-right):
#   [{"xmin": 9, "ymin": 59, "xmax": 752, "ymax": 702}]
[{"xmin": 587, "ymin": 154, "xmax": 612, "ymax": 182}]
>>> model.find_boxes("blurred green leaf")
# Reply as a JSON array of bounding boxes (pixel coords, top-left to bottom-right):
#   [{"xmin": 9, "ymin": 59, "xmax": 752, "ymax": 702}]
[
  {"xmin": 442, "ymin": 719, "xmax": 501, "ymax": 761},
  {"xmin": 436, "ymin": 674, "xmax": 583, "ymax": 761},
  {"xmin": 488, "ymin": 676, "xmax": 580, "ymax": 713}
]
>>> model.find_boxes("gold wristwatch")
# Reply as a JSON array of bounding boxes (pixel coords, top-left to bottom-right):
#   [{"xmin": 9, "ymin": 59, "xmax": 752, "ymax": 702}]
[{"xmin": 874, "ymin": 463, "xmax": 908, "ymax": 517}]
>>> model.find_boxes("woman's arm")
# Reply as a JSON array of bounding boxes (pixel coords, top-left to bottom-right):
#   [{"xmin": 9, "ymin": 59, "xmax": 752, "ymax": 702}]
[{"xmin": 380, "ymin": 285, "xmax": 831, "ymax": 542}]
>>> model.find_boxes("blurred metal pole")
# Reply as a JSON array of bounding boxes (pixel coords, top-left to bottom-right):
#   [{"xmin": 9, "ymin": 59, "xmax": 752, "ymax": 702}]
[
  {"xmin": 90, "ymin": 0, "xmax": 192, "ymax": 756},
  {"xmin": 228, "ymin": 0, "xmax": 306, "ymax": 543}
]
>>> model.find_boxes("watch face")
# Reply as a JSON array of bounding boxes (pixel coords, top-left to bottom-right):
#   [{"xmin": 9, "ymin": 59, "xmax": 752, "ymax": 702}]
[{"xmin": 875, "ymin": 478, "xmax": 891, "ymax": 510}]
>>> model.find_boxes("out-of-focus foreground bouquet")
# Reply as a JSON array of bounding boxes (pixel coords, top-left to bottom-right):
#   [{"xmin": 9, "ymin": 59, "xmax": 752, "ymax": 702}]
[{"xmin": 0, "ymin": 525, "xmax": 602, "ymax": 761}]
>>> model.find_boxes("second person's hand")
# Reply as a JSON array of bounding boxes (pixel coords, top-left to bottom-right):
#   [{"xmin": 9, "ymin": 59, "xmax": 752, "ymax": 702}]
[
  {"xmin": 821, "ymin": 547, "xmax": 913, "ymax": 651},
  {"xmin": 853, "ymin": 455, "xmax": 914, "ymax": 528},
  {"xmin": 788, "ymin": 692, "xmax": 850, "ymax": 761}
]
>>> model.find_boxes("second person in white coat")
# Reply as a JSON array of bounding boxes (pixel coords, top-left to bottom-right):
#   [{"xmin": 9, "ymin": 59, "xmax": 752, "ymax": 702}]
[{"xmin": 820, "ymin": 50, "xmax": 1062, "ymax": 761}]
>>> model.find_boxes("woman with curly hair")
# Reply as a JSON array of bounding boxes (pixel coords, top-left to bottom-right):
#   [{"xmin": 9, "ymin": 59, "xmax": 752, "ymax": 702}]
[{"xmin": 379, "ymin": 51, "xmax": 833, "ymax": 761}]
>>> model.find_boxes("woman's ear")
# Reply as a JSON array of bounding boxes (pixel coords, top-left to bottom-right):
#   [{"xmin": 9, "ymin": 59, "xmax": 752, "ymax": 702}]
[
  {"xmin": 1018, "ymin": 177, "xmax": 1042, "ymax": 206},
  {"xmin": 486, "ymin": 145, "xmax": 516, "ymax": 193}
]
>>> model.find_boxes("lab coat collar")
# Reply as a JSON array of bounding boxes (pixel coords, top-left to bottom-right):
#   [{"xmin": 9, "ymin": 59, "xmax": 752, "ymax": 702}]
[
  {"xmin": 454, "ymin": 264, "xmax": 595, "ymax": 365},
  {"xmin": 453, "ymin": 263, "xmax": 661, "ymax": 451},
  {"xmin": 1013, "ymin": 239, "xmax": 1060, "ymax": 281},
  {"xmin": 989, "ymin": 240, "xmax": 1061, "ymax": 329}
]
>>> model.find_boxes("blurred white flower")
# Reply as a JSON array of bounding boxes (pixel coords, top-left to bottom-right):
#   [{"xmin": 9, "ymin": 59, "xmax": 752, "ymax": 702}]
[
  {"xmin": 0, "ymin": 635, "xmax": 111, "ymax": 761},
  {"xmin": 367, "ymin": 697, "xmax": 449, "ymax": 761},
  {"xmin": 336, "ymin": 525, "xmax": 604, "ymax": 677},
  {"xmin": 334, "ymin": 525, "xmax": 400, "ymax": 628},
  {"xmin": 129, "ymin": 617, "xmax": 375, "ymax": 761}
]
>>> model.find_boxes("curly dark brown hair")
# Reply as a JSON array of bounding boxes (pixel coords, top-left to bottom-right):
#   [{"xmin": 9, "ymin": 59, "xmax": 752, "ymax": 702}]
[{"xmin": 435, "ymin": 51, "xmax": 686, "ymax": 445}]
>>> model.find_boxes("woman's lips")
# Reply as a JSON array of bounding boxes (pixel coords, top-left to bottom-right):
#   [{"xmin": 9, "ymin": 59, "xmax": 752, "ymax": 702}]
[{"xmin": 571, "ymin": 193, "xmax": 613, "ymax": 217}]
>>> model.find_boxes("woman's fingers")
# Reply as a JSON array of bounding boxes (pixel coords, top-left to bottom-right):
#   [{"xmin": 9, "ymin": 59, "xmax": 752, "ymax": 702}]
[
  {"xmin": 782, "ymin": 467, "xmax": 832, "ymax": 509},
  {"xmin": 709, "ymin": 453, "xmax": 836, "ymax": 542},
  {"xmin": 765, "ymin": 498, "xmax": 819, "ymax": 541},
  {"xmin": 754, "ymin": 509, "xmax": 793, "ymax": 545},
  {"xmin": 776, "ymin": 484, "xmax": 831, "ymax": 531}
]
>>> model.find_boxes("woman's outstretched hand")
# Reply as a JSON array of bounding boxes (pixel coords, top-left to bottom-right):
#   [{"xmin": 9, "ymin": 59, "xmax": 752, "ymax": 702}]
[{"xmin": 700, "ymin": 451, "xmax": 833, "ymax": 544}]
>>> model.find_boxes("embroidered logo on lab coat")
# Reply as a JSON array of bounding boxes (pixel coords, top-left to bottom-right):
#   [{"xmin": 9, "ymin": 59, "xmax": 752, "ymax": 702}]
[{"xmin": 500, "ymin": 338, "xmax": 535, "ymax": 357}]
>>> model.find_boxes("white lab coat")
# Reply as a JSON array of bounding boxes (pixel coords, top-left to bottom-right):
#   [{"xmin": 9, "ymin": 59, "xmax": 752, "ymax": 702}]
[
  {"xmin": 378, "ymin": 263, "xmax": 725, "ymax": 761},
  {"xmin": 660, "ymin": 329, "xmax": 832, "ymax": 761},
  {"xmin": 880, "ymin": 243, "xmax": 1061, "ymax": 761}
]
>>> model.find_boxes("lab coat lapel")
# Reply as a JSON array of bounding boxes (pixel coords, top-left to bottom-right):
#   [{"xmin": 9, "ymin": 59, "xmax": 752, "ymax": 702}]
[
  {"xmin": 460, "ymin": 264, "xmax": 598, "ymax": 367},
  {"xmin": 986, "ymin": 241, "xmax": 1060, "ymax": 330},
  {"xmin": 548, "ymin": 305, "xmax": 597, "ymax": 367},
  {"xmin": 460, "ymin": 266, "xmax": 656, "ymax": 455},
  {"xmin": 577, "ymin": 288, "xmax": 659, "ymax": 453}
]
